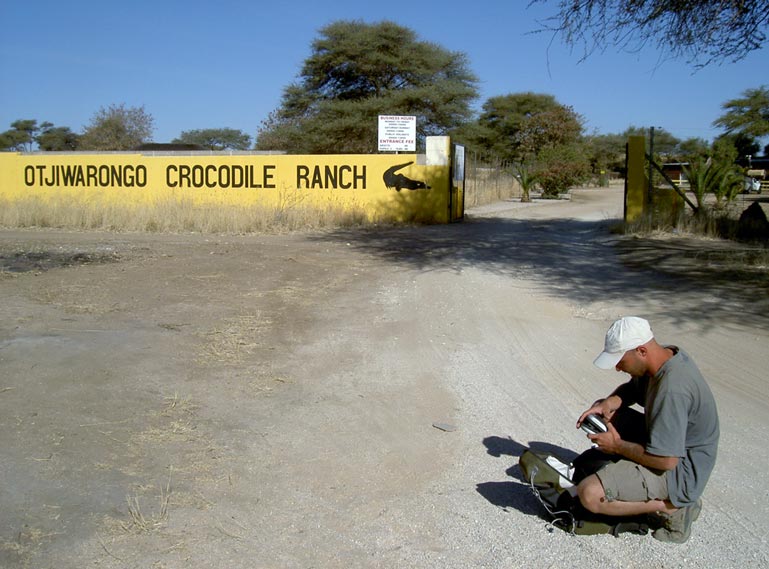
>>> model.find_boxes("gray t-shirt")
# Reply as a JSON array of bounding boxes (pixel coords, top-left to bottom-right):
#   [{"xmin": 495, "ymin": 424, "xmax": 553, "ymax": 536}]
[{"xmin": 622, "ymin": 347, "xmax": 720, "ymax": 507}]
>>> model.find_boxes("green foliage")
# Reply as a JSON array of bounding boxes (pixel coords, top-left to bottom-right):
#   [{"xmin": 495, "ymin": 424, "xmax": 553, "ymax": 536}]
[
  {"xmin": 255, "ymin": 20, "xmax": 478, "ymax": 153},
  {"xmin": 582, "ymin": 127, "xmax": 689, "ymax": 177},
  {"xmin": 1, "ymin": 119, "xmax": 81, "ymax": 151},
  {"xmin": 172, "ymin": 128, "xmax": 252, "ymax": 151},
  {"xmin": 622, "ymin": 126, "xmax": 680, "ymax": 157},
  {"xmin": 79, "ymin": 104, "xmax": 154, "ymax": 150},
  {"xmin": 713, "ymin": 86, "xmax": 769, "ymax": 140},
  {"xmin": 684, "ymin": 159, "xmax": 742, "ymax": 211},
  {"xmin": 534, "ymin": 143, "xmax": 591, "ymax": 197},
  {"xmin": 713, "ymin": 167, "xmax": 743, "ymax": 208},
  {"xmin": 517, "ymin": 105, "xmax": 583, "ymax": 158},
  {"xmin": 0, "ymin": 129, "xmax": 30, "ymax": 151},
  {"xmin": 464, "ymin": 92, "xmax": 587, "ymax": 195},
  {"xmin": 711, "ymin": 132, "xmax": 761, "ymax": 164},
  {"xmin": 729, "ymin": 132, "xmax": 759, "ymax": 159},
  {"xmin": 465, "ymin": 92, "xmax": 583, "ymax": 163},
  {"xmin": 37, "ymin": 123, "xmax": 80, "ymax": 151},
  {"xmin": 513, "ymin": 162, "xmax": 538, "ymax": 203},
  {"xmin": 583, "ymin": 132, "xmax": 625, "ymax": 176},
  {"xmin": 0, "ymin": 119, "xmax": 39, "ymax": 151},
  {"xmin": 675, "ymin": 137, "xmax": 711, "ymax": 162},
  {"xmin": 711, "ymin": 135, "xmax": 739, "ymax": 164}
]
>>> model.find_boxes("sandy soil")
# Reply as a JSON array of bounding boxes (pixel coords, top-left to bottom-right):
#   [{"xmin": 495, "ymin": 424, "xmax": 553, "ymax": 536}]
[{"xmin": 1, "ymin": 188, "xmax": 768, "ymax": 568}]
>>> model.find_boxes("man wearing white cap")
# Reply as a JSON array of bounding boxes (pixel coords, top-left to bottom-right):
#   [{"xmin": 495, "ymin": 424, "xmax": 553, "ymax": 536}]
[{"xmin": 575, "ymin": 316, "xmax": 719, "ymax": 543}]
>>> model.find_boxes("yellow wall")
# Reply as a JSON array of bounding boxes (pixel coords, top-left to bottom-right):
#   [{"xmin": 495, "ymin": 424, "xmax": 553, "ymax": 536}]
[{"xmin": 0, "ymin": 152, "xmax": 452, "ymax": 223}]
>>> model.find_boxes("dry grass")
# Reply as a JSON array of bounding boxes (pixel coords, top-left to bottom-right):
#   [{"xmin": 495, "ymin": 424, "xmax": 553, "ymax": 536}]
[
  {"xmin": 122, "ymin": 469, "xmax": 172, "ymax": 534},
  {"xmin": 0, "ymin": 194, "xmax": 372, "ymax": 234},
  {"xmin": 1, "ymin": 171, "xmax": 519, "ymax": 232},
  {"xmin": 464, "ymin": 168, "xmax": 520, "ymax": 208},
  {"xmin": 620, "ymin": 205, "xmax": 768, "ymax": 249},
  {"xmin": 196, "ymin": 311, "xmax": 268, "ymax": 365},
  {"xmin": 616, "ymin": 210, "xmax": 706, "ymax": 238}
]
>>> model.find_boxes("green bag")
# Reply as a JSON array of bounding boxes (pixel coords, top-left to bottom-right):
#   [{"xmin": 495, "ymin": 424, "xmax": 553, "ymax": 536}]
[{"xmin": 518, "ymin": 449, "xmax": 651, "ymax": 537}]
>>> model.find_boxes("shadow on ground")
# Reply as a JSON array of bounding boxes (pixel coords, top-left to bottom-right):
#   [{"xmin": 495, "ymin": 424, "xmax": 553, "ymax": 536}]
[
  {"xmin": 476, "ymin": 436, "xmax": 578, "ymax": 517},
  {"xmin": 311, "ymin": 215, "xmax": 769, "ymax": 331}
]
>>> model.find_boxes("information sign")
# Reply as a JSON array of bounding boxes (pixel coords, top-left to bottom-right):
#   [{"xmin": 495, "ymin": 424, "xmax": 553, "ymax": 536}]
[{"xmin": 378, "ymin": 115, "xmax": 416, "ymax": 152}]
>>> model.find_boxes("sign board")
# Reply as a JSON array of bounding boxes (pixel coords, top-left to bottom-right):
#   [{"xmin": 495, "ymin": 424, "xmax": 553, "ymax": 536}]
[
  {"xmin": 378, "ymin": 115, "xmax": 416, "ymax": 152},
  {"xmin": 0, "ymin": 136, "xmax": 456, "ymax": 224}
]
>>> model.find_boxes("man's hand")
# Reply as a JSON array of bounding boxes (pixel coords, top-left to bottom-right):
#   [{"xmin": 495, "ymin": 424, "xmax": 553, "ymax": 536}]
[
  {"xmin": 588, "ymin": 423, "xmax": 680, "ymax": 471},
  {"xmin": 576, "ymin": 395, "xmax": 621, "ymax": 429},
  {"xmin": 588, "ymin": 422, "xmax": 622, "ymax": 454}
]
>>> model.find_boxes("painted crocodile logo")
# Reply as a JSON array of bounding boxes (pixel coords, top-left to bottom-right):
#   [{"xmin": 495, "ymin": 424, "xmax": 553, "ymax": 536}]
[{"xmin": 382, "ymin": 162, "xmax": 430, "ymax": 192}]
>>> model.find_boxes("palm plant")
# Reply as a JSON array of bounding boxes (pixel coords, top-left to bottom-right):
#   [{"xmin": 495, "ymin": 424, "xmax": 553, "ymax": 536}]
[
  {"xmin": 683, "ymin": 159, "xmax": 741, "ymax": 212},
  {"xmin": 713, "ymin": 167, "xmax": 743, "ymax": 208},
  {"xmin": 514, "ymin": 162, "xmax": 538, "ymax": 203}
]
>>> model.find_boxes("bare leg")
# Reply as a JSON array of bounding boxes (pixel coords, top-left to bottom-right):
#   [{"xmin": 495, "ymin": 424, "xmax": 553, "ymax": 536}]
[{"xmin": 577, "ymin": 474, "xmax": 677, "ymax": 516}]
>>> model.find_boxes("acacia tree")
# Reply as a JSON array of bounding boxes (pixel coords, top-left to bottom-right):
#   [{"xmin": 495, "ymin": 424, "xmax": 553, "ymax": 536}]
[
  {"xmin": 583, "ymin": 132, "xmax": 626, "ymax": 179},
  {"xmin": 675, "ymin": 137, "xmax": 711, "ymax": 162},
  {"xmin": 173, "ymin": 128, "xmax": 252, "ymax": 150},
  {"xmin": 463, "ymin": 93, "xmax": 579, "ymax": 163},
  {"xmin": 0, "ymin": 119, "xmax": 39, "ymax": 151},
  {"xmin": 255, "ymin": 20, "xmax": 478, "ymax": 153},
  {"xmin": 713, "ymin": 86, "xmax": 769, "ymax": 143},
  {"xmin": 463, "ymin": 93, "xmax": 583, "ymax": 160},
  {"xmin": 36, "ymin": 122, "xmax": 80, "ymax": 151},
  {"xmin": 0, "ymin": 119, "xmax": 81, "ymax": 151},
  {"xmin": 534, "ymin": 0, "xmax": 769, "ymax": 67},
  {"xmin": 621, "ymin": 126, "xmax": 680, "ymax": 157},
  {"xmin": 460, "ymin": 92, "xmax": 588, "ymax": 199},
  {"xmin": 79, "ymin": 104, "xmax": 154, "ymax": 150}
]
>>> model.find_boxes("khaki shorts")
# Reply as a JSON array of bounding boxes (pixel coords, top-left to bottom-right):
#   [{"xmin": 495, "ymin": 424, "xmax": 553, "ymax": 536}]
[{"xmin": 595, "ymin": 460, "xmax": 668, "ymax": 502}]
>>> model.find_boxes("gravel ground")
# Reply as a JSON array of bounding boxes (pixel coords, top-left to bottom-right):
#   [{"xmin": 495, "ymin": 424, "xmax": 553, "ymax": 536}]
[{"xmin": 1, "ymin": 188, "xmax": 767, "ymax": 568}]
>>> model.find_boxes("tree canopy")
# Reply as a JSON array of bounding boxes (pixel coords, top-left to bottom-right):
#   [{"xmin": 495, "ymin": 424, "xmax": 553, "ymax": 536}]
[
  {"xmin": 713, "ymin": 86, "xmax": 769, "ymax": 141},
  {"xmin": 79, "ymin": 104, "xmax": 154, "ymax": 150},
  {"xmin": 0, "ymin": 119, "xmax": 80, "ymax": 151},
  {"xmin": 172, "ymin": 128, "xmax": 252, "ymax": 151},
  {"xmin": 621, "ymin": 125, "xmax": 681, "ymax": 156},
  {"xmin": 255, "ymin": 20, "xmax": 478, "ymax": 153},
  {"xmin": 534, "ymin": 0, "xmax": 769, "ymax": 67},
  {"xmin": 37, "ymin": 122, "xmax": 81, "ymax": 151},
  {"xmin": 0, "ymin": 119, "xmax": 39, "ymax": 151},
  {"xmin": 456, "ymin": 92, "xmax": 589, "ymax": 197},
  {"xmin": 459, "ymin": 92, "xmax": 584, "ymax": 163}
]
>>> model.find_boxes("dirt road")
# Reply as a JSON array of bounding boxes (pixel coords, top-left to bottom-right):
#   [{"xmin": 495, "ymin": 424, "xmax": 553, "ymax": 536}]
[{"xmin": 2, "ymin": 188, "xmax": 768, "ymax": 568}]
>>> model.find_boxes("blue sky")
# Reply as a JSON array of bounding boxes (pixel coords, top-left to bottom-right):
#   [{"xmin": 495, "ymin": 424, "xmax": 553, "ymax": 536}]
[{"xmin": 1, "ymin": 0, "xmax": 767, "ymax": 146}]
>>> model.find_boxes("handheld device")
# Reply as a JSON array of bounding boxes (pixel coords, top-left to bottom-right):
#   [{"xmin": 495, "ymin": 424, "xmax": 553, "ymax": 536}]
[{"xmin": 580, "ymin": 413, "xmax": 608, "ymax": 435}]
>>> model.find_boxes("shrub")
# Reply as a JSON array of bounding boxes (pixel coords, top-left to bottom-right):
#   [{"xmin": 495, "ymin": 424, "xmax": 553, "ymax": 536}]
[{"xmin": 535, "ymin": 144, "xmax": 591, "ymax": 198}]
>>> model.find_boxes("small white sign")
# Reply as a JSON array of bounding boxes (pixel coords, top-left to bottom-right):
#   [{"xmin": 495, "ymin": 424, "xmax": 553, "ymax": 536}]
[{"xmin": 378, "ymin": 115, "xmax": 416, "ymax": 152}]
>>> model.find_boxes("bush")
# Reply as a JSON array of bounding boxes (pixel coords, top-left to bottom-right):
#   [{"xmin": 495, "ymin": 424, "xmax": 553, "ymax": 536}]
[{"xmin": 535, "ymin": 144, "xmax": 591, "ymax": 197}]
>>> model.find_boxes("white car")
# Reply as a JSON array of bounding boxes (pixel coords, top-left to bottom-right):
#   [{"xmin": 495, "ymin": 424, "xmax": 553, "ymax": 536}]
[{"xmin": 744, "ymin": 177, "xmax": 762, "ymax": 193}]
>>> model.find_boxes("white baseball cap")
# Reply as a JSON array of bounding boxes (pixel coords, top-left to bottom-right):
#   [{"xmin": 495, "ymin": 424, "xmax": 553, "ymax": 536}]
[{"xmin": 593, "ymin": 316, "xmax": 654, "ymax": 369}]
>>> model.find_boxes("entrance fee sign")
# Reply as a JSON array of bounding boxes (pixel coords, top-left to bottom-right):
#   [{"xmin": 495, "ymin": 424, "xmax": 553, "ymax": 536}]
[{"xmin": 378, "ymin": 115, "xmax": 416, "ymax": 152}]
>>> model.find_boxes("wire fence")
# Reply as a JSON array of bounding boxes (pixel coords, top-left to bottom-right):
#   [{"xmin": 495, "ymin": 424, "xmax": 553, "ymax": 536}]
[{"xmin": 463, "ymin": 151, "xmax": 520, "ymax": 208}]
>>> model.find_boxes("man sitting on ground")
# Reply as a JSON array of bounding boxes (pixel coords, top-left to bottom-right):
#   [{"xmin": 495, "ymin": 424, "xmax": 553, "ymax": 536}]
[{"xmin": 576, "ymin": 316, "xmax": 719, "ymax": 543}]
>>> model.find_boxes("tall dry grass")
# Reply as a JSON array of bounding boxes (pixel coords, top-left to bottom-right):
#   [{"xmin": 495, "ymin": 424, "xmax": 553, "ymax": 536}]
[
  {"xmin": 464, "ymin": 166, "xmax": 520, "ymax": 208},
  {"xmin": 0, "ymin": 194, "xmax": 372, "ymax": 233},
  {"xmin": 1, "ymin": 170, "xmax": 519, "ymax": 233}
]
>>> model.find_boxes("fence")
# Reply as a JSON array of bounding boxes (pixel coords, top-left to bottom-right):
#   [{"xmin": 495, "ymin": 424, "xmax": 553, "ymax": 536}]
[{"xmin": 463, "ymin": 151, "xmax": 520, "ymax": 208}]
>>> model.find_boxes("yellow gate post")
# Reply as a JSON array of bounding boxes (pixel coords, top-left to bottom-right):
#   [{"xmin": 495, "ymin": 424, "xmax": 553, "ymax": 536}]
[{"xmin": 626, "ymin": 135, "xmax": 647, "ymax": 223}]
